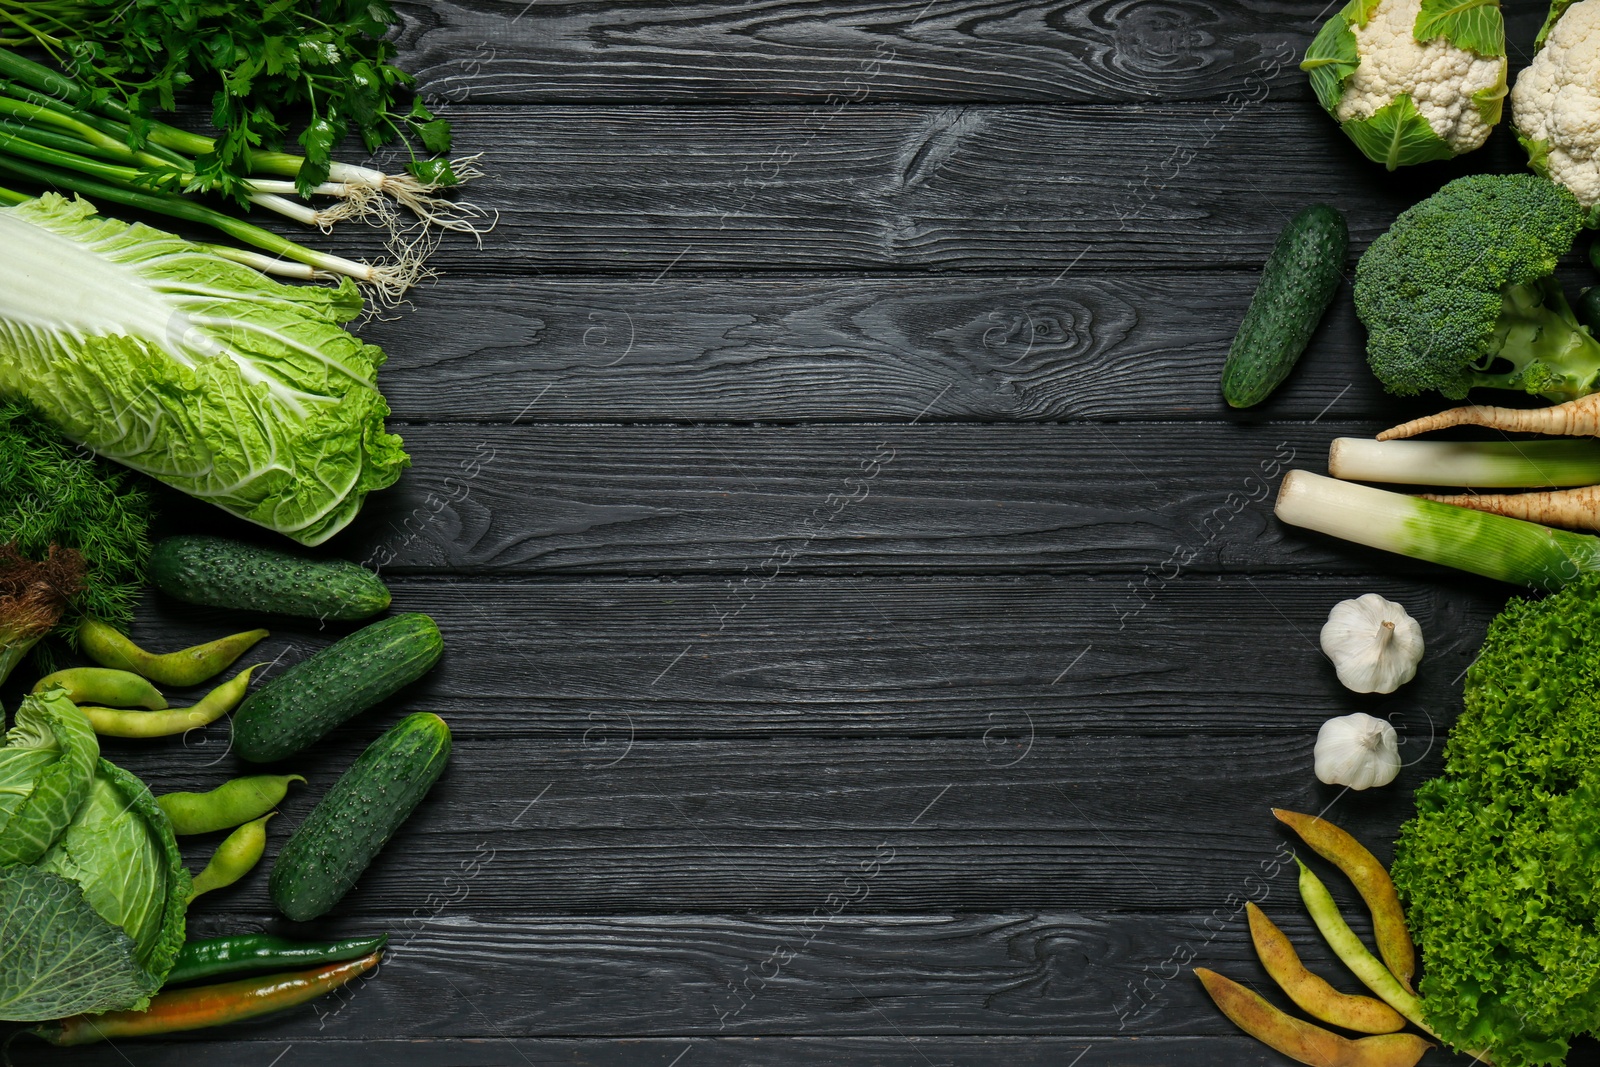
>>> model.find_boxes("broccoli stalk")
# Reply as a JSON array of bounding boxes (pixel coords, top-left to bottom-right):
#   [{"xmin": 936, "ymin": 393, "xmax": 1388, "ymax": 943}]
[
  {"xmin": 1356, "ymin": 173, "xmax": 1600, "ymax": 401},
  {"xmin": 1483, "ymin": 276, "xmax": 1600, "ymax": 398}
]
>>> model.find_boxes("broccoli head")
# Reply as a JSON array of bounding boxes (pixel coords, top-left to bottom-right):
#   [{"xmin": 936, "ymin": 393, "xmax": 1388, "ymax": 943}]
[
  {"xmin": 1392, "ymin": 573, "xmax": 1600, "ymax": 1066},
  {"xmin": 1354, "ymin": 172, "xmax": 1600, "ymax": 401}
]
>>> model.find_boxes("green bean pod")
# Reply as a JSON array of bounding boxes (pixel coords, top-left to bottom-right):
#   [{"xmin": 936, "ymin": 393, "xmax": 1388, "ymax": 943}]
[
  {"xmin": 33, "ymin": 666, "xmax": 166, "ymax": 709},
  {"xmin": 189, "ymin": 813, "xmax": 273, "ymax": 901},
  {"xmin": 1296, "ymin": 860, "xmax": 1430, "ymax": 1034},
  {"xmin": 80, "ymin": 664, "xmax": 260, "ymax": 739},
  {"xmin": 159, "ymin": 774, "xmax": 305, "ymax": 835},
  {"xmin": 164, "ymin": 933, "xmax": 389, "ymax": 987},
  {"xmin": 79, "ymin": 617, "xmax": 269, "ymax": 687}
]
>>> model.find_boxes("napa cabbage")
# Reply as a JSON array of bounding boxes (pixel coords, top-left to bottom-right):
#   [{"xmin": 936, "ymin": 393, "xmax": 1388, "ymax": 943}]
[{"xmin": 0, "ymin": 192, "xmax": 408, "ymax": 546}]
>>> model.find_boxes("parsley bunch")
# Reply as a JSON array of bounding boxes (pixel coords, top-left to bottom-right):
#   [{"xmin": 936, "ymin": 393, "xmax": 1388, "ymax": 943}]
[{"xmin": 0, "ymin": 0, "xmax": 453, "ymax": 194}]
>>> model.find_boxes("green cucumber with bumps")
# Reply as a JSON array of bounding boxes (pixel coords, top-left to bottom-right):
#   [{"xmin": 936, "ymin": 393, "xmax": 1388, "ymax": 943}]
[
  {"xmin": 1221, "ymin": 204, "xmax": 1348, "ymax": 408},
  {"xmin": 232, "ymin": 614, "xmax": 443, "ymax": 763},
  {"xmin": 149, "ymin": 535, "xmax": 391, "ymax": 621},
  {"xmin": 270, "ymin": 713, "xmax": 452, "ymax": 921}
]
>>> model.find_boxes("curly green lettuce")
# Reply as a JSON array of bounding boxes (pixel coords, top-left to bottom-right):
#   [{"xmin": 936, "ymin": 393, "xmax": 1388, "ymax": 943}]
[{"xmin": 1392, "ymin": 573, "xmax": 1600, "ymax": 1066}]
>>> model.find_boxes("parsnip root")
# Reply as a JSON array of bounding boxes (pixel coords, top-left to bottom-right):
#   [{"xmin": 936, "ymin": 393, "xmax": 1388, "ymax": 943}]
[
  {"xmin": 1379, "ymin": 393, "xmax": 1600, "ymax": 440},
  {"xmin": 1420, "ymin": 485, "xmax": 1600, "ymax": 534}
]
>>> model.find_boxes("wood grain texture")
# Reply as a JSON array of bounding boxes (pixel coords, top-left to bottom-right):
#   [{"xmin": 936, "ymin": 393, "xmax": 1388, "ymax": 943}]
[
  {"xmin": 295, "ymin": 422, "xmax": 1446, "ymax": 577},
  {"xmin": 112, "ymin": 907, "xmax": 1397, "ymax": 1037},
  {"xmin": 338, "ymin": 103, "xmax": 1530, "ymax": 275},
  {"xmin": 363, "ymin": 272, "xmax": 1426, "ymax": 424},
  {"xmin": 100, "ymin": 575, "xmax": 1500, "ymax": 743},
  {"xmin": 0, "ymin": 1035, "xmax": 1485, "ymax": 1066},
  {"xmin": 392, "ymin": 0, "xmax": 1547, "ymax": 108}
]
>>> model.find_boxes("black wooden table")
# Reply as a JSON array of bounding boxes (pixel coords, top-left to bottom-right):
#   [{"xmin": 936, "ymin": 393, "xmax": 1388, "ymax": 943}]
[{"xmin": 12, "ymin": 2, "xmax": 1578, "ymax": 1064}]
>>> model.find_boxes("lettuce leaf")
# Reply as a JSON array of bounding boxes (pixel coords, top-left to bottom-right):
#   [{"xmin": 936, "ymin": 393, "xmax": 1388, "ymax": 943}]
[
  {"xmin": 0, "ymin": 689, "xmax": 98, "ymax": 865},
  {"xmin": 0, "ymin": 193, "xmax": 408, "ymax": 545}
]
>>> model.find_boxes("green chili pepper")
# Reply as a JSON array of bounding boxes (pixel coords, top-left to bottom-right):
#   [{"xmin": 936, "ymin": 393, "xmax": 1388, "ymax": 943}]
[
  {"xmin": 80, "ymin": 664, "xmax": 259, "ymax": 738},
  {"xmin": 79, "ymin": 617, "xmax": 269, "ymax": 687},
  {"xmin": 164, "ymin": 933, "xmax": 389, "ymax": 987},
  {"xmin": 159, "ymin": 774, "xmax": 304, "ymax": 835},
  {"xmin": 32, "ymin": 666, "xmax": 166, "ymax": 709},
  {"xmin": 189, "ymin": 813, "xmax": 272, "ymax": 901}
]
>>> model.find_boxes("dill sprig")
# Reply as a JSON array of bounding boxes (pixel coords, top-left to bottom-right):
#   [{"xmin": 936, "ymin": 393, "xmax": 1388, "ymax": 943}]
[{"xmin": 0, "ymin": 400, "xmax": 152, "ymax": 640}]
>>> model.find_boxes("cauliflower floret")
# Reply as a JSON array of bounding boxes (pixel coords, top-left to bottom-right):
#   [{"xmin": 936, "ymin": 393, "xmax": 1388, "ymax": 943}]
[
  {"xmin": 1336, "ymin": 0, "xmax": 1506, "ymax": 153},
  {"xmin": 1512, "ymin": 0, "xmax": 1600, "ymax": 208}
]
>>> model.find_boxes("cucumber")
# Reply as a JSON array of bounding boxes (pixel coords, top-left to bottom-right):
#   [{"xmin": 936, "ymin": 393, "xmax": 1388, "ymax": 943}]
[
  {"xmin": 1221, "ymin": 204, "xmax": 1348, "ymax": 409},
  {"xmin": 232, "ymin": 614, "xmax": 443, "ymax": 763},
  {"xmin": 149, "ymin": 535, "xmax": 390, "ymax": 621},
  {"xmin": 270, "ymin": 713, "xmax": 451, "ymax": 921}
]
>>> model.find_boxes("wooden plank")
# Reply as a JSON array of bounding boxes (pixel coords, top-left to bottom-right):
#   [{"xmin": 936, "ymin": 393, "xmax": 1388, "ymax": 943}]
[
  {"xmin": 393, "ymin": 0, "xmax": 1547, "ymax": 108},
  {"xmin": 133, "ymin": 907, "xmax": 1384, "ymax": 1038},
  {"xmin": 257, "ymin": 422, "xmax": 1455, "ymax": 577},
  {"xmin": 397, "ymin": 0, "xmax": 1310, "ymax": 105},
  {"xmin": 124, "ymin": 732, "xmax": 1442, "ymax": 835},
  {"xmin": 337, "ymin": 103, "xmax": 1528, "ymax": 274},
  {"xmin": 0, "ymin": 1035, "xmax": 1485, "ymax": 1066},
  {"xmin": 363, "ymin": 271, "xmax": 1429, "ymax": 424},
  {"xmin": 109, "ymin": 575, "xmax": 1502, "ymax": 744}
]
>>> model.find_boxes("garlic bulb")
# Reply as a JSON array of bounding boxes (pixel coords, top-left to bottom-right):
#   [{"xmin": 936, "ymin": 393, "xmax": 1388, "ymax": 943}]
[
  {"xmin": 1319, "ymin": 593, "xmax": 1424, "ymax": 694},
  {"xmin": 1315, "ymin": 712, "xmax": 1402, "ymax": 790}
]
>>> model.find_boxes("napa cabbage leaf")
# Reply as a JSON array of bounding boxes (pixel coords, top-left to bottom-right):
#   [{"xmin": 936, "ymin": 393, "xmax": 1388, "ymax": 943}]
[{"xmin": 0, "ymin": 193, "xmax": 408, "ymax": 546}]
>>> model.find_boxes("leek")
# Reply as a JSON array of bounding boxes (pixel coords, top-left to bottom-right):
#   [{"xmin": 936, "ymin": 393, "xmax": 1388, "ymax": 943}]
[
  {"xmin": 1275, "ymin": 470, "xmax": 1600, "ymax": 590},
  {"xmin": 1328, "ymin": 437, "xmax": 1600, "ymax": 487}
]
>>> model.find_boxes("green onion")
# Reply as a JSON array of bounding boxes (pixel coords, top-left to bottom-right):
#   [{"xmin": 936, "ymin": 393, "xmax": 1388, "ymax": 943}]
[
  {"xmin": 1275, "ymin": 470, "xmax": 1600, "ymax": 590},
  {"xmin": 0, "ymin": 151, "xmax": 422, "ymax": 298},
  {"xmin": 1329, "ymin": 437, "xmax": 1600, "ymax": 487}
]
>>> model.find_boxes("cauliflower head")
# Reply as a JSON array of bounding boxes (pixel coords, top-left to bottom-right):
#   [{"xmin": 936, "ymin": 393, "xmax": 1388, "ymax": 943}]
[
  {"xmin": 1303, "ymin": 0, "xmax": 1508, "ymax": 169},
  {"xmin": 1512, "ymin": 0, "xmax": 1600, "ymax": 212}
]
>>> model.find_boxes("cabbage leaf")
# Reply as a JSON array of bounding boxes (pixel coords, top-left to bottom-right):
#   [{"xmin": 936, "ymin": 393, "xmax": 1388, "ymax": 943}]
[
  {"xmin": 35, "ymin": 759, "xmax": 190, "ymax": 987},
  {"xmin": 0, "ymin": 688, "xmax": 98, "ymax": 865},
  {"xmin": 0, "ymin": 865, "xmax": 147, "ymax": 1021},
  {"xmin": 0, "ymin": 193, "xmax": 408, "ymax": 545},
  {"xmin": 0, "ymin": 729, "xmax": 189, "ymax": 1022}
]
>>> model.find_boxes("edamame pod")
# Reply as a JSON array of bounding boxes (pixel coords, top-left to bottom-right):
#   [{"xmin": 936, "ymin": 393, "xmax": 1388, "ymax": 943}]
[
  {"xmin": 1274, "ymin": 808, "xmax": 1416, "ymax": 991},
  {"xmin": 1296, "ymin": 861, "xmax": 1430, "ymax": 1034},
  {"xmin": 1195, "ymin": 968, "xmax": 1431, "ymax": 1067},
  {"xmin": 33, "ymin": 667, "xmax": 166, "ymax": 710},
  {"xmin": 81, "ymin": 664, "xmax": 260, "ymax": 739},
  {"xmin": 1246, "ymin": 902, "xmax": 1405, "ymax": 1034},
  {"xmin": 79, "ymin": 618, "xmax": 269, "ymax": 687},
  {"xmin": 189, "ymin": 813, "xmax": 273, "ymax": 901},
  {"xmin": 159, "ymin": 774, "xmax": 305, "ymax": 835}
]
